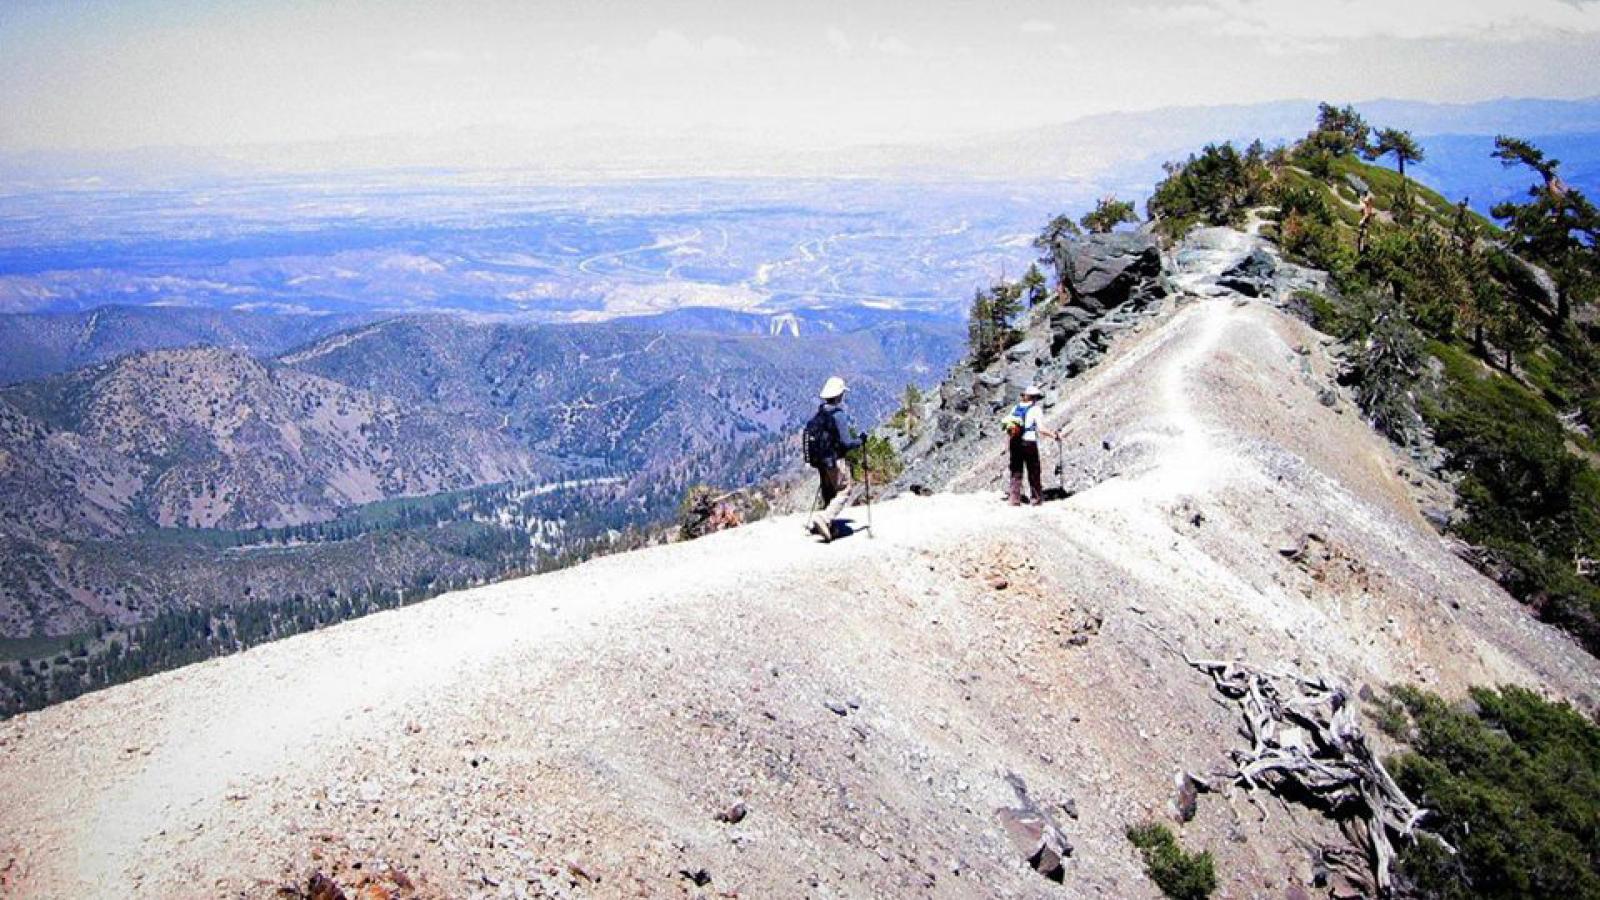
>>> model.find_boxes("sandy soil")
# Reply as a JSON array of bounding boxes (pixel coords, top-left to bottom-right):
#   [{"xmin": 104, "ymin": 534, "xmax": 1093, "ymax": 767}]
[{"xmin": 2, "ymin": 296, "xmax": 1596, "ymax": 899}]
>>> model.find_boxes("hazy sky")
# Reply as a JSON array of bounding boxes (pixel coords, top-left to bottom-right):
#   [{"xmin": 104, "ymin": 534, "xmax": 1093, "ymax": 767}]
[{"xmin": 3, "ymin": 0, "xmax": 1598, "ymax": 153}]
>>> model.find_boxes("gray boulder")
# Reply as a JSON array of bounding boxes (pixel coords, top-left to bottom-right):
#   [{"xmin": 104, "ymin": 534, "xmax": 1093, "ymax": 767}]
[
  {"xmin": 1217, "ymin": 248, "xmax": 1276, "ymax": 297},
  {"xmin": 1065, "ymin": 233, "xmax": 1164, "ymax": 309},
  {"xmin": 1004, "ymin": 339, "xmax": 1043, "ymax": 364},
  {"xmin": 995, "ymin": 773, "xmax": 1071, "ymax": 883}
]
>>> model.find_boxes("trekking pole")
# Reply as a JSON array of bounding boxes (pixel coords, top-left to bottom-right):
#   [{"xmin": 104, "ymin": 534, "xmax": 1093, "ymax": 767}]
[
  {"xmin": 1057, "ymin": 434, "xmax": 1066, "ymax": 495},
  {"xmin": 863, "ymin": 461, "xmax": 874, "ymax": 539}
]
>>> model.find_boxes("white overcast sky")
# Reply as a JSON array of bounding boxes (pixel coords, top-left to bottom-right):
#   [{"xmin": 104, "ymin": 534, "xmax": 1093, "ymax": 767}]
[{"xmin": 2, "ymin": 0, "xmax": 1598, "ymax": 153}]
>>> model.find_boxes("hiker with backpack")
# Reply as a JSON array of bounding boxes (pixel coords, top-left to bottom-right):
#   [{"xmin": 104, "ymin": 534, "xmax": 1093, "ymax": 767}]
[
  {"xmin": 1002, "ymin": 385, "xmax": 1057, "ymax": 507},
  {"xmin": 804, "ymin": 376, "xmax": 864, "ymax": 542}
]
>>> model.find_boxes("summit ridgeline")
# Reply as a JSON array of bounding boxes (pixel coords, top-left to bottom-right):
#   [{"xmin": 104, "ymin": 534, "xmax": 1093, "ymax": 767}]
[{"xmin": 4, "ymin": 211, "xmax": 1597, "ymax": 898}]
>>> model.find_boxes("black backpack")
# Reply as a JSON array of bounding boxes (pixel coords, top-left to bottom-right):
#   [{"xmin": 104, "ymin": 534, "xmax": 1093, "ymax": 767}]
[{"xmin": 802, "ymin": 406, "xmax": 839, "ymax": 467}]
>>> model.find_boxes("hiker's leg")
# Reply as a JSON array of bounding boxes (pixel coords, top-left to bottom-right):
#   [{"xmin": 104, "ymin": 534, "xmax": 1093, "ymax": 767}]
[
  {"xmin": 818, "ymin": 465, "xmax": 838, "ymax": 505},
  {"xmin": 1026, "ymin": 443, "xmax": 1043, "ymax": 504},
  {"xmin": 822, "ymin": 461, "xmax": 857, "ymax": 523},
  {"xmin": 1008, "ymin": 440, "xmax": 1024, "ymax": 506},
  {"xmin": 810, "ymin": 465, "xmax": 839, "ymax": 535}
]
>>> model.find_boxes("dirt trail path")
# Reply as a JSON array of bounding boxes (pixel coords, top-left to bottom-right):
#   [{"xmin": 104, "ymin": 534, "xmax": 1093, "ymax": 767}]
[{"xmin": 3, "ymin": 293, "xmax": 1598, "ymax": 899}]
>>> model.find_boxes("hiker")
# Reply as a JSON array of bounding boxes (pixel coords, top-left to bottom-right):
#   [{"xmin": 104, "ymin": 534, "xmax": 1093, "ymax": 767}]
[
  {"xmin": 804, "ymin": 376, "xmax": 864, "ymax": 542},
  {"xmin": 1002, "ymin": 385, "xmax": 1058, "ymax": 506}
]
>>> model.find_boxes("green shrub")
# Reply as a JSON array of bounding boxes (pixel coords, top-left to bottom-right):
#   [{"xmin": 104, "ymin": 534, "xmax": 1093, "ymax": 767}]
[
  {"xmin": 1148, "ymin": 141, "xmax": 1272, "ymax": 239},
  {"xmin": 1381, "ymin": 685, "xmax": 1600, "ymax": 900},
  {"xmin": 1337, "ymin": 290, "xmax": 1428, "ymax": 445},
  {"xmin": 1127, "ymin": 822, "xmax": 1217, "ymax": 900},
  {"xmin": 847, "ymin": 434, "xmax": 902, "ymax": 486},
  {"xmin": 1081, "ymin": 196, "xmax": 1139, "ymax": 234},
  {"xmin": 1424, "ymin": 343, "xmax": 1600, "ymax": 653},
  {"xmin": 1295, "ymin": 290, "xmax": 1349, "ymax": 336}
]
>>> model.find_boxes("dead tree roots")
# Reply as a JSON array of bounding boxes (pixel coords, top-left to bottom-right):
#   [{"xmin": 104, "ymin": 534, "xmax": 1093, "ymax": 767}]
[{"xmin": 1186, "ymin": 658, "xmax": 1449, "ymax": 896}]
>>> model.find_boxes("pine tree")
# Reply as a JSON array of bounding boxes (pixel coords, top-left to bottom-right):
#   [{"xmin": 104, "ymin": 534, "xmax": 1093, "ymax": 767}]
[
  {"xmin": 1369, "ymin": 127, "xmax": 1425, "ymax": 181},
  {"xmin": 988, "ymin": 280, "xmax": 1023, "ymax": 339},
  {"xmin": 967, "ymin": 287, "xmax": 997, "ymax": 366},
  {"xmin": 1311, "ymin": 102, "xmax": 1372, "ymax": 157},
  {"xmin": 1080, "ymin": 196, "xmax": 1138, "ymax": 234},
  {"xmin": 1033, "ymin": 214, "xmax": 1083, "ymax": 300},
  {"xmin": 895, "ymin": 383, "xmax": 925, "ymax": 435},
  {"xmin": 1021, "ymin": 263, "xmax": 1049, "ymax": 306},
  {"xmin": 1491, "ymin": 135, "xmax": 1600, "ymax": 322}
]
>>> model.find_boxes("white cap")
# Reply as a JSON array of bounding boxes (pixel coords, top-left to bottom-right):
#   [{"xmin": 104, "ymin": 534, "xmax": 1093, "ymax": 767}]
[
  {"xmin": 1021, "ymin": 384, "xmax": 1044, "ymax": 398},
  {"xmin": 820, "ymin": 376, "xmax": 847, "ymax": 400}
]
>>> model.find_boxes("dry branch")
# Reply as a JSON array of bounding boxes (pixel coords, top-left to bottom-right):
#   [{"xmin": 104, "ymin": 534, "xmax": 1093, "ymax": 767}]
[{"xmin": 1186, "ymin": 658, "xmax": 1448, "ymax": 896}]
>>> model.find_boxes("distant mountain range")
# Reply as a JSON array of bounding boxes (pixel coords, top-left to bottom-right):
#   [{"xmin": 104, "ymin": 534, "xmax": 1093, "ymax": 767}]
[
  {"xmin": 901, "ymin": 96, "xmax": 1600, "ymax": 179},
  {"xmin": 4, "ymin": 95, "xmax": 1596, "ymax": 185},
  {"xmin": 0, "ymin": 310, "xmax": 961, "ymax": 638},
  {"xmin": 0, "ymin": 305, "xmax": 369, "ymax": 384},
  {"xmin": 870, "ymin": 97, "xmax": 1600, "ymax": 212}
]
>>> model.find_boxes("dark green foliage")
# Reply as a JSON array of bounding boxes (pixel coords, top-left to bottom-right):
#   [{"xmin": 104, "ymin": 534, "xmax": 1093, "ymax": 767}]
[
  {"xmin": 1380, "ymin": 685, "xmax": 1600, "ymax": 899},
  {"xmin": 1491, "ymin": 135, "xmax": 1600, "ymax": 322},
  {"xmin": 1271, "ymin": 129, "xmax": 1600, "ymax": 656},
  {"xmin": 1080, "ymin": 196, "xmax": 1139, "ymax": 234},
  {"xmin": 1311, "ymin": 102, "xmax": 1373, "ymax": 157},
  {"xmin": 1147, "ymin": 141, "xmax": 1271, "ymax": 238},
  {"xmin": 1126, "ymin": 822, "xmax": 1217, "ymax": 900},
  {"xmin": 1424, "ymin": 345, "xmax": 1600, "ymax": 653},
  {"xmin": 1333, "ymin": 290, "xmax": 1428, "ymax": 445},
  {"xmin": 966, "ymin": 281, "xmax": 1024, "ymax": 367},
  {"xmin": 1020, "ymin": 262, "xmax": 1050, "ymax": 307},
  {"xmin": 1273, "ymin": 180, "xmax": 1337, "ymax": 227},
  {"xmin": 1034, "ymin": 214, "xmax": 1083, "ymax": 298},
  {"xmin": 1295, "ymin": 290, "xmax": 1350, "ymax": 336},
  {"xmin": 1368, "ymin": 127, "xmax": 1426, "ymax": 181},
  {"xmin": 847, "ymin": 434, "xmax": 903, "ymax": 486},
  {"xmin": 1293, "ymin": 103, "xmax": 1374, "ymax": 178}
]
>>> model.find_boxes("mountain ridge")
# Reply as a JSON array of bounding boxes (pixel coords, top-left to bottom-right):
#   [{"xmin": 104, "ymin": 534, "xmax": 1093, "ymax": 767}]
[{"xmin": 2, "ymin": 233, "xmax": 1593, "ymax": 897}]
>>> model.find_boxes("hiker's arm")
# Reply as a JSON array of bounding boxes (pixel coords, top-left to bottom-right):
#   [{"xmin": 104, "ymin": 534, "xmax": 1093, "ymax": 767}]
[{"xmin": 835, "ymin": 411, "xmax": 864, "ymax": 451}]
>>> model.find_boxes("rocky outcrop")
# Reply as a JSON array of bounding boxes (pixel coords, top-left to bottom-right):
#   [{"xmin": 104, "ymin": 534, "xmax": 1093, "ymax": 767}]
[
  {"xmin": 893, "ymin": 231, "xmax": 1172, "ymax": 492},
  {"xmin": 1171, "ymin": 227, "xmax": 1328, "ymax": 300},
  {"xmin": 1062, "ymin": 233, "xmax": 1166, "ymax": 312},
  {"xmin": 889, "ymin": 226, "xmax": 1348, "ymax": 496}
]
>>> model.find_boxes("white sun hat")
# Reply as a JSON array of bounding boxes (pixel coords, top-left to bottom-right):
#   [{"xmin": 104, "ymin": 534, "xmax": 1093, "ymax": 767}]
[
  {"xmin": 819, "ymin": 376, "xmax": 847, "ymax": 400},
  {"xmin": 1021, "ymin": 384, "xmax": 1045, "ymax": 398}
]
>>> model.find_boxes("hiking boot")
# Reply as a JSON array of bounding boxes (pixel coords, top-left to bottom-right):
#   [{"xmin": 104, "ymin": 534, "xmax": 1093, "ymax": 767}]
[
  {"xmin": 1030, "ymin": 496, "xmax": 1043, "ymax": 507},
  {"xmin": 810, "ymin": 515, "xmax": 834, "ymax": 542}
]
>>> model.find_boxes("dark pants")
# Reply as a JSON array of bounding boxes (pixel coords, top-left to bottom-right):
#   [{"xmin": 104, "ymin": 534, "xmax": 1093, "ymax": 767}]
[{"xmin": 1008, "ymin": 439, "xmax": 1043, "ymax": 504}]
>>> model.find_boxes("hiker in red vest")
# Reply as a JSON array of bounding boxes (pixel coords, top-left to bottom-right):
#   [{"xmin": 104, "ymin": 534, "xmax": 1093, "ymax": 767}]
[{"xmin": 1002, "ymin": 385, "xmax": 1057, "ymax": 506}]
